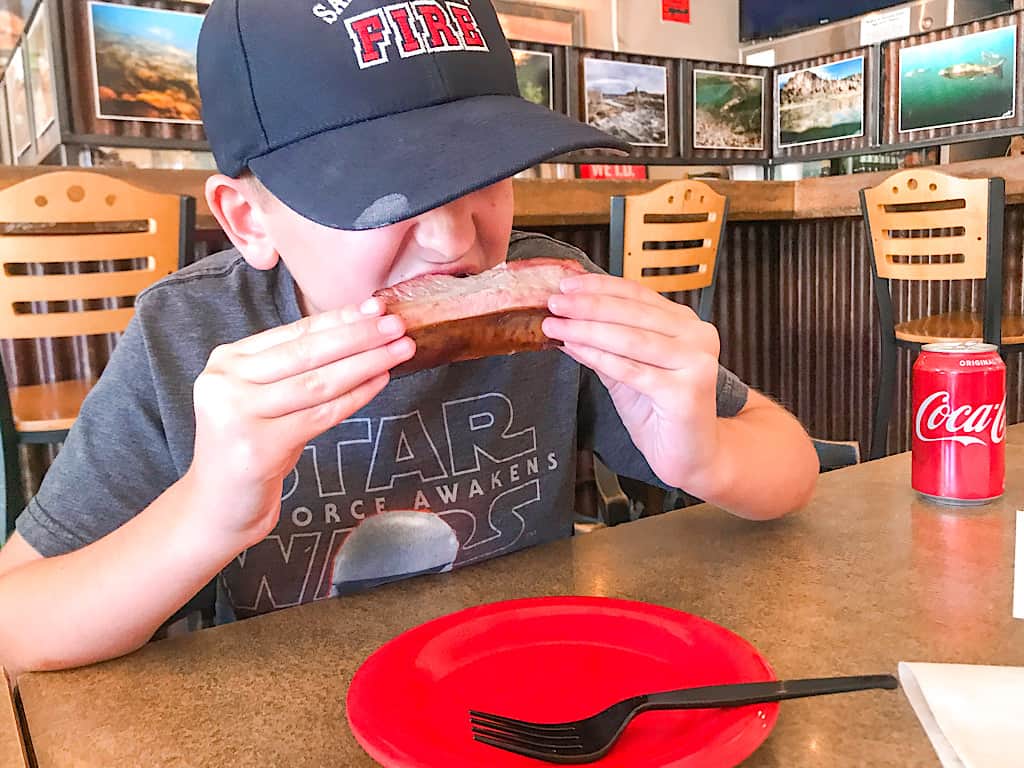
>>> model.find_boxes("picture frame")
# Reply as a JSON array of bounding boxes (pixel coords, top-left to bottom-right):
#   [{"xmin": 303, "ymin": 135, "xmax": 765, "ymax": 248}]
[
  {"xmin": 682, "ymin": 59, "xmax": 770, "ymax": 161},
  {"xmin": 0, "ymin": 0, "xmax": 33, "ymax": 68},
  {"xmin": 773, "ymin": 46, "xmax": 878, "ymax": 159},
  {"xmin": 0, "ymin": 78, "xmax": 12, "ymax": 165},
  {"xmin": 25, "ymin": 0, "xmax": 57, "ymax": 139},
  {"xmin": 87, "ymin": 0, "xmax": 204, "ymax": 125},
  {"xmin": 568, "ymin": 48, "xmax": 679, "ymax": 160},
  {"xmin": 493, "ymin": 1, "xmax": 582, "ymax": 46},
  {"xmin": 882, "ymin": 12, "xmax": 1024, "ymax": 145},
  {"xmin": 508, "ymin": 39, "xmax": 567, "ymax": 115},
  {"xmin": 6, "ymin": 44, "xmax": 32, "ymax": 158}
]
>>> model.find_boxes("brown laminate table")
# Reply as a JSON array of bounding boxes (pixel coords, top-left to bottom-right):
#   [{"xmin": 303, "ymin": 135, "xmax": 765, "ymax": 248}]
[
  {"xmin": 16, "ymin": 427, "xmax": 1024, "ymax": 767},
  {"xmin": 1, "ymin": 669, "xmax": 29, "ymax": 768}
]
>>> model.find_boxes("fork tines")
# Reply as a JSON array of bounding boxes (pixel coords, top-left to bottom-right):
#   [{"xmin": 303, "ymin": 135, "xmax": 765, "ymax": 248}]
[{"xmin": 470, "ymin": 710, "xmax": 587, "ymax": 760}]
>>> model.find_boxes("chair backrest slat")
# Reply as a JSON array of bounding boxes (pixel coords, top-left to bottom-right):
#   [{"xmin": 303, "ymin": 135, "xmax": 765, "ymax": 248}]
[
  {"xmin": 3, "ymin": 308, "xmax": 135, "ymax": 339},
  {"xmin": 4, "ymin": 271, "xmax": 159, "ymax": 304},
  {"xmin": 862, "ymin": 169, "xmax": 992, "ymax": 282},
  {"xmin": 0, "ymin": 232, "xmax": 173, "ymax": 265},
  {"xmin": 620, "ymin": 180, "xmax": 728, "ymax": 294},
  {"xmin": 0, "ymin": 172, "xmax": 181, "ymax": 340}
]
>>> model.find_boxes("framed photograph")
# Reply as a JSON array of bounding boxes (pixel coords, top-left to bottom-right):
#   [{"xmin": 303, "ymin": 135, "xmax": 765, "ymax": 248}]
[
  {"xmin": 900, "ymin": 25, "xmax": 1016, "ymax": 132},
  {"xmin": 0, "ymin": 79, "xmax": 12, "ymax": 165},
  {"xmin": 884, "ymin": 14, "xmax": 1024, "ymax": 144},
  {"xmin": 512, "ymin": 48, "xmax": 553, "ymax": 110},
  {"xmin": 582, "ymin": 57, "xmax": 668, "ymax": 147},
  {"xmin": 774, "ymin": 47, "xmax": 877, "ymax": 158},
  {"xmin": 25, "ymin": 2, "xmax": 57, "ymax": 138},
  {"xmin": 777, "ymin": 56, "xmax": 864, "ymax": 147},
  {"xmin": 693, "ymin": 69, "xmax": 764, "ymax": 151},
  {"xmin": 681, "ymin": 60, "xmax": 769, "ymax": 161},
  {"xmin": 494, "ymin": 1, "xmax": 582, "ymax": 46},
  {"xmin": 87, "ymin": 1, "xmax": 203, "ymax": 124},
  {"xmin": 509, "ymin": 40, "xmax": 567, "ymax": 116},
  {"xmin": 0, "ymin": 3, "xmax": 28, "ymax": 65},
  {"xmin": 6, "ymin": 44, "xmax": 31, "ymax": 157}
]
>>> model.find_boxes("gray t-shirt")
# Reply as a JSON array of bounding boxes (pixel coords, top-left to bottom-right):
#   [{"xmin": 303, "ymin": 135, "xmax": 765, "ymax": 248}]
[{"xmin": 17, "ymin": 232, "xmax": 747, "ymax": 619}]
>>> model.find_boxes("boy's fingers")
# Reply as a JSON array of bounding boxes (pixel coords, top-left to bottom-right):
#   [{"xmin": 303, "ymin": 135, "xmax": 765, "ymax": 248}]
[
  {"xmin": 249, "ymin": 338, "xmax": 415, "ymax": 417},
  {"xmin": 543, "ymin": 317, "xmax": 678, "ymax": 368},
  {"xmin": 559, "ymin": 273, "xmax": 672, "ymax": 309},
  {"xmin": 559, "ymin": 342, "xmax": 661, "ymax": 397},
  {"xmin": 270, "ymin": 372, "xmax": 392, "ymax": 444},
  {"xmin": 547, "ymin": 293, "xmax": 691, "ymax": 337},
  {"xmin": 230, "ymin": 300, "xmax": 383, "ymax": 356},
  {"xmin": 233, "ymin": 314, "xmax": 408, "ymax": 384},
  {"xmin": 560, "ymin": 342, "xmax": 717, "ymax": 405}
]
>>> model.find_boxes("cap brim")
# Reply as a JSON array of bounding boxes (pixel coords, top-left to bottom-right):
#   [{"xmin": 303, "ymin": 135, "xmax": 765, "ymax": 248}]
[{"xmin": 247, "ymin": 95, "xmax": 630, "ymax": 230}]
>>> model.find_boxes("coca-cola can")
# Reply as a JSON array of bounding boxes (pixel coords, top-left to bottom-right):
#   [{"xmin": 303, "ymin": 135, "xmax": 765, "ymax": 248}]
[{"xmin": 912, "ymin": 342, "xmax": 1006, "ymax": 505}]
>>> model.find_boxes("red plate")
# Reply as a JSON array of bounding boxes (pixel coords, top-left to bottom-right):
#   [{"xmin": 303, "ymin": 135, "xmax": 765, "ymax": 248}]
[{"xmin": 347, "ymin": 596, "xmax": 778, "ymax": 767}]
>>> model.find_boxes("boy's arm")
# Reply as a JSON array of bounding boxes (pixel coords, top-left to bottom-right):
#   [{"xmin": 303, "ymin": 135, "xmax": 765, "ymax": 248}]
[
  {"xmin": 0, "ymin": 298, "xmax": 415, "ymax": 678},
  {"xmin": 683, "ymin": 389, "xmax": 819, "ymax": 519},
  {"xmin": 0, "ymin": 478, "xmax": 249, "ymax": 679},
  {"xmin": 547, "ymin": 273, "xmax": 818, "ymax": 520}
]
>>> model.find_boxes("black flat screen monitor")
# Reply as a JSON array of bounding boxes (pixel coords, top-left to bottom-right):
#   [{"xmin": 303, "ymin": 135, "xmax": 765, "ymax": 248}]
[{"xmin": 740, "ymin": 0, "xmax": 907, "ymax": 42}]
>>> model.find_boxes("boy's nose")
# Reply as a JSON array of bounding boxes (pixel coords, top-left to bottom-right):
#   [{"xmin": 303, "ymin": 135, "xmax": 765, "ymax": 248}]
[{"xmin": 411, "ymin": 199, "xmax": 477, "ymax": 261}]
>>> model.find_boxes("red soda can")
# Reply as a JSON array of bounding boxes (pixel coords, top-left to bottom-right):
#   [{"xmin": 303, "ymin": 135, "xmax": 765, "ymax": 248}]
[{"xmin": 912, "ymin": 342, "xmax": 1006, "ymax": 505}]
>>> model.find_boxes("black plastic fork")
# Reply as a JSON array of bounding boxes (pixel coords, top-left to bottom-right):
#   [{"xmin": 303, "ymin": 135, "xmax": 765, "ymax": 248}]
[{"xmin": 470, "ymin": 674, "xmax": 898, "ymax": 764}]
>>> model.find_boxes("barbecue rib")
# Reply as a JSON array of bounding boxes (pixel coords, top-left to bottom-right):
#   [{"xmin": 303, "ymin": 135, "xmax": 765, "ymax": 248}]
[{"xmin": 374, "ymin": 257, "xmax": 585, "ymax": 376}]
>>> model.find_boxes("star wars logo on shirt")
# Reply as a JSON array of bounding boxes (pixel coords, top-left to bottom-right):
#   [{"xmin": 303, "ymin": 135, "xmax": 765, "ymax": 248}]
[
  {"xmin": 312, "ymin": 1, "xmax": 489, "ymax": 69},
  {"xmin": 224, "ymin": 391, "xmax": 564, "ymax": 616}
]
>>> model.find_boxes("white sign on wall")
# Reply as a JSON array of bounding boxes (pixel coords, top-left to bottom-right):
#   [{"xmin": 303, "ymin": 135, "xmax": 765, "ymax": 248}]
[
  {"xmin": 745, "ymin": 49, "xmax": 775, "ymax": 67},
  {"xmin": 860, "ymin": 7, "xmax": 911, "ymax": 46}
]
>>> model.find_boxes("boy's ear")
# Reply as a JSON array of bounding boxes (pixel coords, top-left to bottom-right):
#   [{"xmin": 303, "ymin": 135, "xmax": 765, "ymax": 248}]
[{"xmin": 204, "ymin": 174, "xmax": 279, "ymax": 270}]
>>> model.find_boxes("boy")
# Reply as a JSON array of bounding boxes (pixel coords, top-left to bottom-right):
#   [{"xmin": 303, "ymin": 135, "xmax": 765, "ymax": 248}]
[{"xmin": 0, "ymin": 0, "xmax": 818, "ymax": 676}]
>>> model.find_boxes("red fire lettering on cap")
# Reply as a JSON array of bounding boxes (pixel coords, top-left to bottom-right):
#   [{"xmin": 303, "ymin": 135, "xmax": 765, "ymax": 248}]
[
  {"xmin": 345, "ymin": 10, "xmax": 392, "ymax": 68},
  {"xmin": 448, "ymin": 2, "xmax": 487, "ymax": 50},
  {"xmin": 384, "ymin": 3, "xmax": 425, "ymax": 56},
  {"xmin": 413, "ymin": 1, "xmax": 461, "ymax": 50}
]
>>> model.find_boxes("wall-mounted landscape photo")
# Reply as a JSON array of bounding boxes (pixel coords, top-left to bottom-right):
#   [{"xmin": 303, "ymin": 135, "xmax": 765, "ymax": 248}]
[
  {"xmin": 512, "ymin": 49, "xmax": 553, "ymax": 110},
  {"xmin": 26, "ymin": 4, "xmax": 57, "ymax": 138},
  {"xmin": 777, "ymin": 56, "xmax": 864, "ymax": 148},
  {"xmin": 898, "ymin": 25, "xmax": 1017, "ymax": 133},
  {"xmin": 693, "ymin": 69, "xmax": 764, "ymax": 150},
  {"xmin": 584, "ymin": 57, "xmax": 668, "ymax": 147},
  {"xmin": 6, "ymin": 48, "xmax": 31, "ymax": 156},
  {"xmin": 88, "ymin": 1, "xmax": 203, "ymax": 123}
]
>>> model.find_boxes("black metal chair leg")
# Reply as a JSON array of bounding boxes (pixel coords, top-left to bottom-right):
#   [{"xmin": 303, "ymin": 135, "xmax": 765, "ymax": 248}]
[
  {"xmin": 1, "ymin": 440, "xmax": 24, "ymax": 543},
  {"xmin": 0, "ymin": 385, "xmax": 23, "ymax": 542},
  {"xmin": 871, "ymin": 336, "xmax": 897, "ymax": 461}
]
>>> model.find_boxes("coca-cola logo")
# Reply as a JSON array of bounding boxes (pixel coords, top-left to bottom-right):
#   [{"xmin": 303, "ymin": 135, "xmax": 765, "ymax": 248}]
[{"xmin": 914, "ymin": 391, "xmax": 1006, "ymax": 447}]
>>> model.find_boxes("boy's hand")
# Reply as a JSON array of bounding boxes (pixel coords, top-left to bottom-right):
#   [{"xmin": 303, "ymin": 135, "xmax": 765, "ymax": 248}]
[
  {"xmin": 187, "ymin": 299, "xmax": 414, "ymax": 547},
  {"xmin": 543, "ymin": 273, "xmax": 723, "ymax": 491}
]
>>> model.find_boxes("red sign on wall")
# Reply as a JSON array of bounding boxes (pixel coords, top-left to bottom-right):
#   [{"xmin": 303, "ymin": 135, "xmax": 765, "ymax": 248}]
[
  {"xmin": 662, "ymin": 0, "xmax": 690, "ymax": 24},
  {"xmin": 577, "ymin": 164, "xmax": 649, "ymax": 181}
]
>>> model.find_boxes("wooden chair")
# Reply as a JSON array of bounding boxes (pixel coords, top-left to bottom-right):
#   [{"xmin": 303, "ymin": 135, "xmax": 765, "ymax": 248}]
[
  {"xmin": 0, "ymin": 171, "xmax": 195, "ymax": 540},
  {"xmin": 589, "ymin": 181, "xmax": 731, "ymax": 523},
  {"xmin": 860, "ymin": 168, "xmax": 1023, "ymax": 460},
  {"xmin": 609, "ymin": 179, "xmax": 729, "ymax": 321},
  {"xmin": 587, "ymin": 181, "xmax": 861, "ymax": 523}
]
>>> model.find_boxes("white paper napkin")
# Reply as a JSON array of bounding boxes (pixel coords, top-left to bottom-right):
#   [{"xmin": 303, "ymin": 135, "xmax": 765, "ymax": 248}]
[
  {"xmin": 899, "ymin": 662, "xmax": 1024, "ymax": 768},
  {"xmin": 1014, "ymin": 512, "xmax": 1023, "ymax": 620}
]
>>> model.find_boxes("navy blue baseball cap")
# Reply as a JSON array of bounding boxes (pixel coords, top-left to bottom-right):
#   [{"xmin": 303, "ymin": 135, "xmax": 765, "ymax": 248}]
[{"xmin": 197, "ymin": 0, "xmax": 629, "ymax": 230}]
